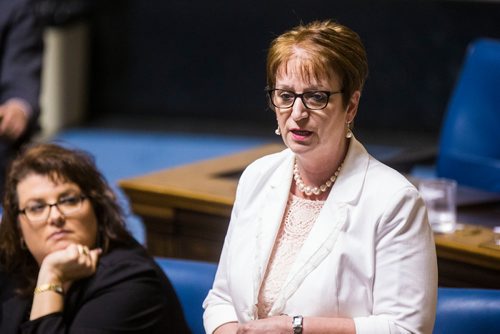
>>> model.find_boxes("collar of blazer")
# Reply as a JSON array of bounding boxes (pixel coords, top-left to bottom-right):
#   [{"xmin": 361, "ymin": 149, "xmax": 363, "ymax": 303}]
[
  {"xmin": 267, "ymin": 136, "xmax": 370, "ymax": 206},
  {"xmin": 253, "ymin": 137, "xmax": 370, "ymax": 316}
]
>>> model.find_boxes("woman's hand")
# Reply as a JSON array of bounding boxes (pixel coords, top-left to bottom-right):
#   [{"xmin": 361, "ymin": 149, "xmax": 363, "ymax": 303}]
[
  {"xmin": 214, "ymin": 322, "xmax": 238, "ymax": 334},
  {"xmin": 0, "ymin": 100, "xmax": 29, "ymax": 140},
  {"xmin": 30, "ymin": 244, "xmax": 101, "ymax": 320},
  {"xmin": 236, "ymin": 316, "xmax": 290, "ymax": 334},
  {"xmin": 37, "ymin": 243, "xmax": 102, "ymax": 288}
]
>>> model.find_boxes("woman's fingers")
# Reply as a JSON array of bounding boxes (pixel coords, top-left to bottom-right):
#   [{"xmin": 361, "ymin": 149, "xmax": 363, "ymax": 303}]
[
  {"xmin": 77, "ymin": 244, "xmax": 93, "ymax": 257},
  {"xmin": 89, "ymin": 248, "xmax": 102, "ymax": 270},
  {"xmin": 42, "ymin": 244, "xmax": 102, "ymax": 283},
  {"xmin": 75, "ymin": 244, "xmax": 101, "ymax": 269}
]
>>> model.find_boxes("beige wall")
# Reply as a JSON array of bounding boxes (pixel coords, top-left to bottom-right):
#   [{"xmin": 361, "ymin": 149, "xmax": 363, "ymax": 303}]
[{"xmin": 40, "ymin": 22, "xmax": 89, "ymax": 137}]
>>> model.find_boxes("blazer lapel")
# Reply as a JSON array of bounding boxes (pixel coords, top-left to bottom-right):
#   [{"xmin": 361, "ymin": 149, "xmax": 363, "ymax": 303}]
[
  {"xmin": 269, "ymin": 138, "xmax": 370, "ymax": 315},
  {"xmin": 269, "ymin": 200, "xmax": 348, "ymax": 315},
  {"xmin": 252, "ymin": 152, "xmax": 295, "ymax": 308}
]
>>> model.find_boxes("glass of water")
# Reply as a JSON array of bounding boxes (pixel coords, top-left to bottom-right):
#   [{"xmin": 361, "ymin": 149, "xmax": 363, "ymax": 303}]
[{"xmin": 418, "ymin": 178, "xmax": 457, "ymax": 233}]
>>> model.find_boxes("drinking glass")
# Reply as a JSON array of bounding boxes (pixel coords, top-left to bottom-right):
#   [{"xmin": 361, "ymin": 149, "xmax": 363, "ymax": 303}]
[{"xmin": 419, "ymin": 178, "xmax": 457, "ymax": 233}]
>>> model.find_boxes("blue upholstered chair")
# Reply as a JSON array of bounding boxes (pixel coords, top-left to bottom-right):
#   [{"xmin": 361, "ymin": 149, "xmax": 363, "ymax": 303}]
[
  {"xmin": 434, "ymin": 287, "xmax": 500, "ymax": 334},
  {"xmin": 156, "ymin": 257, "xmax": 500, "ymax": 334},
  {"xmin": 436, "ymin": 38, "xmax": 500, "ymax": 192},
  {"xmin": 155, "ymin": 257, "xmax": 217, "ymax": 334}
]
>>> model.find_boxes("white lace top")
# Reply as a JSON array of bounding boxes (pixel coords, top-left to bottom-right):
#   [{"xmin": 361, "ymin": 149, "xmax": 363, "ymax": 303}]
[{"xmin": 257, "ymin": 193, "xmax": 325, "ymax": 318}]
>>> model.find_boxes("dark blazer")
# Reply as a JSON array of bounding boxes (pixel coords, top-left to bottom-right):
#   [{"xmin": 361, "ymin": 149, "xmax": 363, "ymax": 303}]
[
  {"xmin": 0, "ymin": 0, "xmax": 43, "ymax": 193},
  {"xmin": 0, "ymin": 242, "xmax": 191, "ymax": 333},
  {"xmin": 0, "ymin": 0, "xmax": 43, "ymax": 116}
]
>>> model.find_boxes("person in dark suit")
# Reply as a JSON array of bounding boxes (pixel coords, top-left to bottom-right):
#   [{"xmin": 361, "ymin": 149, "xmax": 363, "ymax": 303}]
[
  {"xmin": 0, "ymin": 143, "xmax": 190, "ymax": 333},
  {"xmin": 0, "ymin": 0, "xmax": 43, "ymax": 195}
]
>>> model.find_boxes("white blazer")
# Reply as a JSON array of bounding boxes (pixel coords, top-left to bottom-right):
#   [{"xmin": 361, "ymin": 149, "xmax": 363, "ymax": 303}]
[{"xmin": 203, "ymin": 138, "xmax": 437, "ymax": 334}]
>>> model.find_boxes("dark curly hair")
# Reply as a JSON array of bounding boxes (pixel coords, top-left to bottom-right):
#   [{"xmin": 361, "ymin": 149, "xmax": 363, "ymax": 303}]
[{"xmin": 0, "ymin": 143, "xmax": 134, "ymax": 296}]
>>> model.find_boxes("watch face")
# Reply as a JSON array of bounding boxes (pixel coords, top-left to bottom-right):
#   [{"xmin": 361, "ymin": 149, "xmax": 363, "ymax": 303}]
[{"xmin": 292, "ymin": 315, "xmax": 303, "ymax": 333}]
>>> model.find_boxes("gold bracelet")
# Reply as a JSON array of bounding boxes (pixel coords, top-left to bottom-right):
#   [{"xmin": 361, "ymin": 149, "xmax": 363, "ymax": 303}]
[{"xmin": 34, "ymin": 283, "xmax": 64, "ymax": 295}]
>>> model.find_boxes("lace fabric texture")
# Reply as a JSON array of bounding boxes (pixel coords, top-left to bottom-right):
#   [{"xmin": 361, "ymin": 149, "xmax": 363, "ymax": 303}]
[{"xmin": 257, "ymin": 193, "xmax": 324, "ymax": 318}]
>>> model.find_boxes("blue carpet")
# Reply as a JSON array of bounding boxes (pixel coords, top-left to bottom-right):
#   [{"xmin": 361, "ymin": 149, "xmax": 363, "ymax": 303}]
[{"xmin": 51, "ymin": 128, "xmax": 269, "ymax": 244}]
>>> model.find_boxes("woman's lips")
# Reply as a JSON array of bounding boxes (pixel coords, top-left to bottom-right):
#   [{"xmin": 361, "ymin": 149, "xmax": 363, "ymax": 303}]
[
  {"xmin": 48, "ymin": 230, "xmax": 71, "ymax": 241},
  {"xmin": 290, "ymin": 129, "xmax": 313, "ymax": 140}
]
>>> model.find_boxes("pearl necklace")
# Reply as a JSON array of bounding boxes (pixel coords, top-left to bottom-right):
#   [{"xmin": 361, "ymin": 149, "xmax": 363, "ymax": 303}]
[{"xmin": 293, "ymin": 160, "xmax": 343, "ymax": 196}]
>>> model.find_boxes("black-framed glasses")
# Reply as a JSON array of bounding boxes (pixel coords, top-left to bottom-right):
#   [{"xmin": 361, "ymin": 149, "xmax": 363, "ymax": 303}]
[
  {"xmin": 266, "ymin": 89, "xmax": 343, "ymax": 110},
  {"xmin": 18, "ymin": 194, "xmax": 87, "ymax": 224}
]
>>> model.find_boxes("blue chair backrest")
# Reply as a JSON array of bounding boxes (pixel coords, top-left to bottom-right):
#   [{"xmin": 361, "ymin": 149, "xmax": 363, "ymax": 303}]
[
  {"xmin": 437, "ymin": 38, "xmax": 500, "ymax": 193},
  {"xmin": 155, "ymin": 257, "xmax": 217, "ymax": 334},
  {"xmin": 434, "ymin": 287, "xmax": 500, "ymax": 334}
]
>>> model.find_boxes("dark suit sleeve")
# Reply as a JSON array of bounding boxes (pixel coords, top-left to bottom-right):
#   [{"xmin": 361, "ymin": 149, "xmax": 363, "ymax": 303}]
[
  {"xmin": 19, "ymin": 247, "xmax": 190, "ymax": 334},
  {"xmin": 0, "ymin": 0, "xmax": 43, "ymax": 119}
]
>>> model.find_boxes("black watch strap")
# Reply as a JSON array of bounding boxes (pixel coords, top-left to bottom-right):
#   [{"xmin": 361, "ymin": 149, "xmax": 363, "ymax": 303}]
[{"xmin": 292, "ymin": 315, "xmax": 303, "ymax": 334}]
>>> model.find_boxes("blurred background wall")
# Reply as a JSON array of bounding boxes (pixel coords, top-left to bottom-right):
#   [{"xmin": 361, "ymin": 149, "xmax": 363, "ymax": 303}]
[{"xmin": 40, "ymin": 0, "xmax": 500, "ymax": 139}]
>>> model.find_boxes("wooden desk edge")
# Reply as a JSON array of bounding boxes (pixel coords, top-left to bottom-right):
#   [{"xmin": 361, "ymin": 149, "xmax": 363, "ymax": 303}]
[{"xmin": 119, "ymin": 143, "xmax": 500, "ymax": 271}]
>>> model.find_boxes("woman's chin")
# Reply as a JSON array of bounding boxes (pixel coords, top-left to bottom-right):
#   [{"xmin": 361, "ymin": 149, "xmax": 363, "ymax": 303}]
[
  {"xmin": 286, "ymin": 140, "xmax": 314, "ymax": 155},
  {"xmin": 49, "ymin": 240, "xmax": 72, "ymax": 252}
]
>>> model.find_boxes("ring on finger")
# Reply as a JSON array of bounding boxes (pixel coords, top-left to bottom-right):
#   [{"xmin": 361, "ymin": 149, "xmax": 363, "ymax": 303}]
[
  {"xmin": 81, "ymin": 246, "xmax": 89, "ymax": 256},
  {"xmin": 77, "ymin": 245, "xmax": 84, "ymax": 255},
  {"xmin": 77, "ymin": 245, "xmax": 89, "ymax": 256}
]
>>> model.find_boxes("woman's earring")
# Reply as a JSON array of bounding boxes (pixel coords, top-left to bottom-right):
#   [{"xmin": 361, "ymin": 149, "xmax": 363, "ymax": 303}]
[
  {"xmin": 346, "ymin": 122, "xmax": 353, "ymax": 139},
  {"xmin": 275, "ymin": 127, "xmax": 281, "ymax": 136}
]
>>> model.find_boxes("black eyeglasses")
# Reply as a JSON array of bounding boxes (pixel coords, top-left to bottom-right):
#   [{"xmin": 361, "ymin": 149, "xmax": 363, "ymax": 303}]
[
  {"xmin": 18, "ymin": 194, "xmax": 87, "ymax": 224},
  {"xmin": 266, "ymin": 89, "xmax": 343, "ymax": 110}
]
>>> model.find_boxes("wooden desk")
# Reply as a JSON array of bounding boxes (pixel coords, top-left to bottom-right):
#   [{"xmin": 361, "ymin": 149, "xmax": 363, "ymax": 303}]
[
  {"xmin": 119, "ymin": 143, "xmax": 500, "ymax": 288},
  {"xmin": 119, "ymin": 144, "xmax": 284, "ymax": 261}
]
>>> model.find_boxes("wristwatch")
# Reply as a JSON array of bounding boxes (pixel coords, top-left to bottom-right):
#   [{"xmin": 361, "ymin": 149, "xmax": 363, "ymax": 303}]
[{"xmin": 292, "ymin": 315, "xmax": 303, "ymax": 334}]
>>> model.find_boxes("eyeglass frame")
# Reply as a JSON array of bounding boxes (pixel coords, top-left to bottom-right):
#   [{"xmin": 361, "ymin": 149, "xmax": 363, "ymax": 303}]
[
  {"xmin": 18, "ymin": 194, "xmax": 88, "ymax": 224},
  {"xmin": 266, "ymin": 88, "xmax": 343, "ymax": 110}
]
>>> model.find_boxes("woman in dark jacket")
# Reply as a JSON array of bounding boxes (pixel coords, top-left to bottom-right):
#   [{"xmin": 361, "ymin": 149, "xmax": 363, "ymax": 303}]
[{"xmin": 0, "ymin": 143, "xmax": 190, "ymax": 333}]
